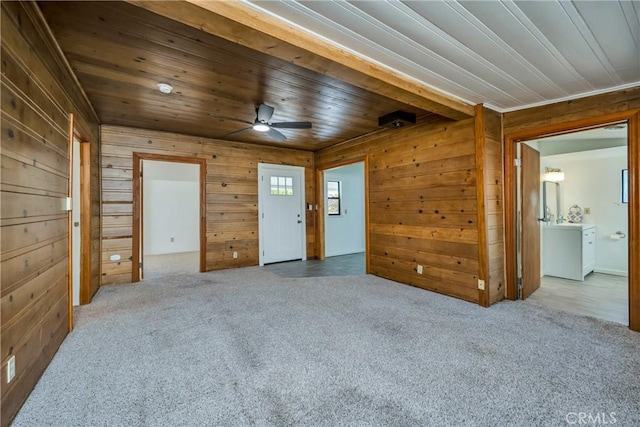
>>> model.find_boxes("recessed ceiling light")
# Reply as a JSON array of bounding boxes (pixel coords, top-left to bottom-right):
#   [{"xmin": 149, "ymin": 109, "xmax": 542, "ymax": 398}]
[{"xmin": 157, "ymin": 83, "xmax": 173, "ymax": 94}]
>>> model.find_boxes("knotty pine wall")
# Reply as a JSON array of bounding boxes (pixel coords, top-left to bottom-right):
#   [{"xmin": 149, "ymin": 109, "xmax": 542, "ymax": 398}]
[
  {"xmin": 1, "ymin": 2, "xmax": 100, "ymax": 425},
  {"xmin": 100, "ymin": 125, "xmax": 314, "ymax": 285},
  {"xmin": 479, "ymin": 107, "xmax": 505, "ymax": 305},
  {"xmin": 316, "ymin": 111, "xmax": 504, "ymax": 305}
]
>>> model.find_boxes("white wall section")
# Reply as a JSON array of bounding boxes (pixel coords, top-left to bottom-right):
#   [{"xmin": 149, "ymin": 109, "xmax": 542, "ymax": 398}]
[
  {"xmin": 324, "ymin": 162, "xmax": 365, "ymax": 257},
  {"xmin": 143, "ymin": 161, "xmax": 199, "ymax": 256}
]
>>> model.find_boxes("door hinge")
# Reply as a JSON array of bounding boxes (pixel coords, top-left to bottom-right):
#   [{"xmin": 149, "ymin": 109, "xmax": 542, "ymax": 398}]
[
  {"xmin": 517, "ymin": 277, "xmax": 523, "ymax": 299},
  {"xmin": 514, "ymin": 158, "xmax": 521, "ymax": 167},
  {"xmin": 261, "ymin": 213, "xmax": 264, "ymax": 219}
]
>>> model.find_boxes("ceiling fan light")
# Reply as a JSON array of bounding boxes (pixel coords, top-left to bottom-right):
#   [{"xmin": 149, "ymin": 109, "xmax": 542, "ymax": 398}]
[{"xmin": 253, "ymin": 123, "xmax": 270, "ymax": 132}]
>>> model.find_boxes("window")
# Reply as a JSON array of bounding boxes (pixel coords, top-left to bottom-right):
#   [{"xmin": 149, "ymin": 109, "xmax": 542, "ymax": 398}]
[
  {"xmin": 270, "ymin": 176, "xmax": 293, "ymax": 196},
  {"xmin": 327, "ymin": 181, "xmax": 341, "ymax": 215}
]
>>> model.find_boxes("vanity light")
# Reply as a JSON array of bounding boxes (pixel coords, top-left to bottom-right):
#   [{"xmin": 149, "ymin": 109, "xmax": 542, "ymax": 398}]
[
  {"xmin": 157, "ymin": 83, "xmax": 173, "ymax": 94},
  {"xmin": 545, "ymin": 167, "xmax": 565, "ymax": 182}
]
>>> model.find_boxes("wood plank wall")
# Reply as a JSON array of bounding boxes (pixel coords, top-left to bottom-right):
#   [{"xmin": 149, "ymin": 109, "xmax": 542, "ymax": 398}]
[
  {"xmin": 100, "ymin": 125, "xmax": 314, "ymax": 285},
  {"xmin": 1, "ymin": 2, "xmax": 100, "ymax": 425},
  {"xmin": 481, "ymin": 107, "xmax": 505, "ymax": 304},
  {"xmin": 317, "ymin": 118, "xmax": 489, "ymax": 303}
]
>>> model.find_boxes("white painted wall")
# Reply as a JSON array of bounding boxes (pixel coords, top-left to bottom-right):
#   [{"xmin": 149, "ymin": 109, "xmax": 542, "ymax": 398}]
[
  {"xmin": 541, "ymin": 146, "xmax": 628, "ymax": 275},
  {"xmin": 143, "ymin": 161, "xmax": 199, "ymax": 256},
  {"xmin": 324, "ymin": 162, "xmax": 365, "ymax": 257}
]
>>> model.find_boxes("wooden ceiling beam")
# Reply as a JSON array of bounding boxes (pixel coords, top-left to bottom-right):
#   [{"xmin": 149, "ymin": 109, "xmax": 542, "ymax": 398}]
[{"xmin": 126, "ymin": 0, "xmax": 474, "ymax": 121}]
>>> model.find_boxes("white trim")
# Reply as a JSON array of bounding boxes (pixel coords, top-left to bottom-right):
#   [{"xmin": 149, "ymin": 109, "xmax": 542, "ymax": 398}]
[
  {"xmin": 594, "ymin": 268, "xmax": 628, "ymax": 277},
  {"xmin": 496, "ymin": 82, "xmax": 640, "ymax": 113}
]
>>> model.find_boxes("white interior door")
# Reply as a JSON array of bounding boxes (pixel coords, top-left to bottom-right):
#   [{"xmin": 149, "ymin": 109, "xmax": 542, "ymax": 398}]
[{"xmin": 259, "ymin": 164, "xmax": 306, "ymax": 265}]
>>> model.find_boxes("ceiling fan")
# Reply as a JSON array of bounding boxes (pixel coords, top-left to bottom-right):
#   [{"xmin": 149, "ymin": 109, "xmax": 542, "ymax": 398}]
[{"xmin": 209, "ymin": 103, "xmax": 312, "ymax": 142}]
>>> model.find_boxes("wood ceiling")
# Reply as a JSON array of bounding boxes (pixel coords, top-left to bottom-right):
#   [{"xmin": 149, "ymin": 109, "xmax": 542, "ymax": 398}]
[{"xmin": 37, "ymin": 1, "xmax": 456, "ymax": 151}]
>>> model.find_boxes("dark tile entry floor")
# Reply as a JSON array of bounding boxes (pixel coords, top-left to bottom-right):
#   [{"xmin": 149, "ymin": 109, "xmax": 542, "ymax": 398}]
[{"xmin": 264, "ymin": 252, "xmax": 365, "ymax": 278}]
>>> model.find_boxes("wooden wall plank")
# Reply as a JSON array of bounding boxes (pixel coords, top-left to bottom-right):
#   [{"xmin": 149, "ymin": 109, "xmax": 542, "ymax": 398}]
[
  {"xmin": 316, "ymin": 118, "xmax": 482, "ymax": 304},
  {"xmin": 0, "ymin": 1, "xmax": 100, "ymax": 425},
  {"xmin": 100, "ymin": 125, "xmax": 314, "ymax": 285}
]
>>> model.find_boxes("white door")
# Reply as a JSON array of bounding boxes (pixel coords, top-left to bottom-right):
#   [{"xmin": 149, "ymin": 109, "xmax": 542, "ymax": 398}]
[{"xmin": 258, "ymin": 164, "xmax": 306, "ymax": 265}]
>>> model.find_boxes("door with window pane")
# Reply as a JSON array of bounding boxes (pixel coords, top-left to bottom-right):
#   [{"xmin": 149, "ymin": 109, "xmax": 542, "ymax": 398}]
[{"xmin": 258, "ymin": 164, "xmax": 306, "ymax": 265}]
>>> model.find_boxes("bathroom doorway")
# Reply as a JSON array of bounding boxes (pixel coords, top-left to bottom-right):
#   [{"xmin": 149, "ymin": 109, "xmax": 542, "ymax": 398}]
[{"xmin": 519, "ymin": 126, "xmax": 629, "ymax": 325}]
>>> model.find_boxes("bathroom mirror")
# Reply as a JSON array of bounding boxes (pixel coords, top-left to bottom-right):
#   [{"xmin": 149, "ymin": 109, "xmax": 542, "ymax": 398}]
[
  {"xmin": 622, "ymin": 169, "xmax": 628, "ymax": 203},
  {"xmin": 542, "ymin": 181, "xmax": 561, "ymax": 222}
]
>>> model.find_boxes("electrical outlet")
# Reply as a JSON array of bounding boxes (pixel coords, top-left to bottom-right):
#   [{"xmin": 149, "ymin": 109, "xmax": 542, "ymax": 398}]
[
  {"xmin": 7, "ymin": 355, "xmax": 16, "ymax": 383},
  {"xmin": 478, "ymin": 279, "xmax": 485, "ymax": 290},
  {"xmin": 584, "ymin": 207, "xmax": 591, "ymax": 214},
  {"xmin": 417, "ymin": 265, "xmax": 423, "ymax": 274},
  {"xmin": 233, "ymin": 251, "xmax": 238, "ymax": 259}
]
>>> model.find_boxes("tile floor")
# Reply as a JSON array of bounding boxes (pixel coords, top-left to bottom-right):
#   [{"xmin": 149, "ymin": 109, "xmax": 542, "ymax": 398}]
[{"xmin": 264, "ymin": 252, "xmax": 365, "ymax": 278}]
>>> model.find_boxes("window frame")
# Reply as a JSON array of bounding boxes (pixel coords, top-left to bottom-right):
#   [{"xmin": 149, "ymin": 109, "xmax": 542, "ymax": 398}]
[{"xmin": 327, "ymin": 180, "xmax": 341, "ymax": 216}]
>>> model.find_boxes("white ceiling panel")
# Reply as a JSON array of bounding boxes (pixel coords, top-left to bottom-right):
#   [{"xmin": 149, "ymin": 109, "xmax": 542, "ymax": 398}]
[{"xmin": 247, "ymin": 0, "xmax": 640, "ymax": 112}]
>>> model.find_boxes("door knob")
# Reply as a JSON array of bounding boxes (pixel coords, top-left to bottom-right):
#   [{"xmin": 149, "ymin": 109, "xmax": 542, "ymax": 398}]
[{"xmin": 297, "ymin": 220, "xmax": 302, "ymax": 224}]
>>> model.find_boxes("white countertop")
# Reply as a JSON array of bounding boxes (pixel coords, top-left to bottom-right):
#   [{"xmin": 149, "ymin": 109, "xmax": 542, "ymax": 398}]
[{"xmin": 544, "ymin": 223, "xmax": 595, "ymax": 230}]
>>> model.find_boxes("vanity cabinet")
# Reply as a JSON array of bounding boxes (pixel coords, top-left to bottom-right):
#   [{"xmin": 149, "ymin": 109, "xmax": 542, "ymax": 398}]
[{"xmin": 543, "ymin": 224, "xmax": 596, "ymax": 281}]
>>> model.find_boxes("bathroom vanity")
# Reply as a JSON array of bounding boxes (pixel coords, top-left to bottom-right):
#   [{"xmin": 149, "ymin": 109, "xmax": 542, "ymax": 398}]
[{"xmin": 543, "ymin": 224, "xmax": 596, "ymax": 281}]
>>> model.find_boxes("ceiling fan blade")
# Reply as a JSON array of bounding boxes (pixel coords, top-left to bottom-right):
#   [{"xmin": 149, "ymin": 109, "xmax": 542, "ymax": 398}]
[
  {"xmin": 225, "ymin": 127, "xmax": 253, "ymax": 137},
  {"xmin": 209, "ymin": 113, "xmax": 252, "ymax": 126},
  {"xmin": 267, "ymin": 127, "xmax": 287, "ymax": 142},
  {"xmin": 270, "ymin": 121, "xmax": 312, "ymax": 129},
  {"xmin": 256, "ymin": 104, "xmax": 275, "ymax": 123}
]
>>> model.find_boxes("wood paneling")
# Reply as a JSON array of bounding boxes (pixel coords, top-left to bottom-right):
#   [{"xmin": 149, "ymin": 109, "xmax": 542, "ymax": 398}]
[
  {"xmin": 100, "ymin": 125, "xmax": 314, "ymax": 285},
  {"xmin": 503, "ymin": 86, "xmax": 640, "ymax": 331},
  {"xmin": 316, "ymin": 118, "xmax": 486, "ymax": 303},
  {"xmin": 138, "ymin": 0, "xmax": 474, "ymax": 120},
  {"xmin": 475, "ymin": 106, "xmax": 505, "ymax": 305},
  {"xmin": 0, "ymin": 1, "xmax": 100, "ymax": 425},
  {"xmin": 38, "ymin": 1, "xmax": 447, "ymax": 152}
]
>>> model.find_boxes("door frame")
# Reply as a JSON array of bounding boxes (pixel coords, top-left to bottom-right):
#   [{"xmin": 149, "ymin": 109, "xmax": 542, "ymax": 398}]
[
  {"xmin": 258, "ymin": 163, "xmax": 307, "ymax": 266},
  {"xmin": 504, "ymin": 110, "xmax": 640, "ymax": 331},
  {"xmin": 132, "ymin": 152, "xmax": 207, "ymax": 282},
  {"xmin": 67, "ymin": 114, "xmax": 93, "ymax": 330},
  {"xmin": 316, "ymin": 156, "xmax": 370, "ymax": 273}
]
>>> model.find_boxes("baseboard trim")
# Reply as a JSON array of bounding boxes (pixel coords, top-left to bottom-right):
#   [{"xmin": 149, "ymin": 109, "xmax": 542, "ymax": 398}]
[{"xmin": 594, "ymin": 268, "xmax": 628, "ymax": 277}]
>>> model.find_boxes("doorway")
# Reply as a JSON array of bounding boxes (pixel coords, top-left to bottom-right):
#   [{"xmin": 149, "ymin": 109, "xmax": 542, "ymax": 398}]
[
  {"xmin": 518, "ymin": 127, "xmax": 629, "ymax": 324},
  {"xmin": 323, "ymin": 162, "xmax": 366, "ymax": 261},
  {"xmin": 258, "ymin": 163, "xmax": 306, "ymax": 265},
  {"xmin": 316, "ymin": 157, "xmax": 370, "ymax": 274},
  {"xmin": 505, "ymin": 112, "xmax": 639, "ymax": 331},
  {"xmin": 132, "ymin": 153, "xmax": 206, "ymax": 282}
]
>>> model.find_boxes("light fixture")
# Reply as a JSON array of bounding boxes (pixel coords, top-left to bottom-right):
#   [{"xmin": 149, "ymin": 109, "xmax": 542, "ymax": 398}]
[
  {"xmin": 252, "ymin": 122, "xmax": 270, "ymax": 132},
  {"xmin": 157, "ymin": 83, "xmax": 173, "ymax": 94},
  {"xmin": 545, "ymin": 167, "xmax": 565, "ymax": 182},
  {"xmin": 603, "ymin": 123, "xmax": 626, "ymax": 131}
]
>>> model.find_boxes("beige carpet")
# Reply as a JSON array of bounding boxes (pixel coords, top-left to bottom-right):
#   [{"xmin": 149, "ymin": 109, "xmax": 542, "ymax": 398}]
[{"xmin": 12, "ymin": 267, "xmax": 640, "ymax": 426}]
